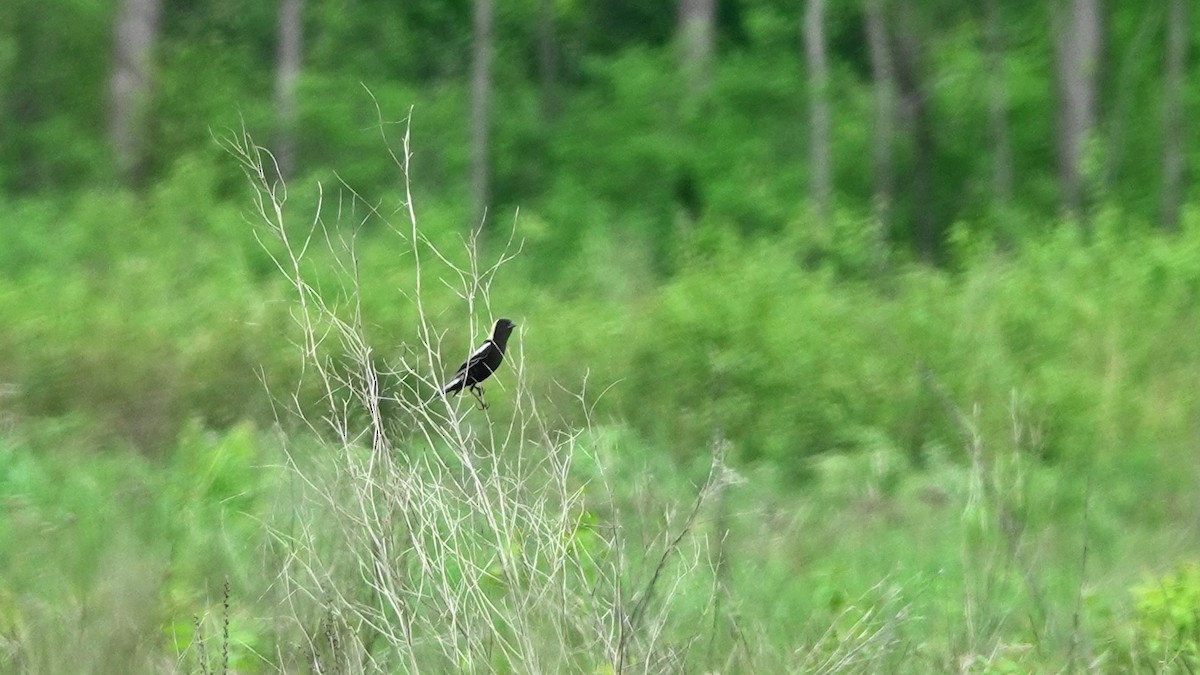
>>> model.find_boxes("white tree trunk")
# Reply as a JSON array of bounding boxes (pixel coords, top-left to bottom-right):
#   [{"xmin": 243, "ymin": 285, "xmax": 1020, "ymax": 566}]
[
  {"xmin": 537, "ymin": 0, "xmax": 559, "ymax": 121},
  {"xmin": 864, "ymin": 0, "xmax": 894, "ymax": 234},
  {"xmin": 1161, "ymin": 0, "xmax": 1185, "ymax": 230},
  {"xmin": 471, "ymin": 0, "xmax": 495, "ymax": 230},
  {"xmin": 678, "ymin": 0, "xmax": 716, "ymax": 93},
  {"xmin": 109, "ymin": 0, "xmax": 162, "ymax": 183},
  {"xmin": 984, "ymin": 0, "xmax": 1013, "ymax": 207},
  {"xmin": 804, "ymin": 0, "xmax": 831, "ymax": 228},
  {"xmin": 1055, "ymin": 0, "xmax": 1102, "ymax": 217},
  {"xmin": 275, "ymin": 0, "xmax": 303, "ymax": 180}
]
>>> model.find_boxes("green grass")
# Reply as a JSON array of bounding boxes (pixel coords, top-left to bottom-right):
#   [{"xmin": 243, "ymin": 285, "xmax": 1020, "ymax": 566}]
[
  {"xmin": 4, "ymin": 147, "xmax": 1200, "ymax": 671},
  {"xmin": 0, "ymin": 413, "xmax": 1197, "ymax": 672}
]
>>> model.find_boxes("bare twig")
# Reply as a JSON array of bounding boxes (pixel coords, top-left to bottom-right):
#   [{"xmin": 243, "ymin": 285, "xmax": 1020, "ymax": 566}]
[{"xmin": 220, "ymin": 110, "xmax": 721, "ymax": 673}]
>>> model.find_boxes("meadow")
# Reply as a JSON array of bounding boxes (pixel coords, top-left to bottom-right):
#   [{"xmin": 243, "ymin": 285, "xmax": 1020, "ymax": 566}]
[
  {"xmin": 2, "ymin": 132, "xmax": 1200, "ymax": 673},
  {"xmin": 5, "ymin": 0, "xmax": 1200, "ymax": 671}
]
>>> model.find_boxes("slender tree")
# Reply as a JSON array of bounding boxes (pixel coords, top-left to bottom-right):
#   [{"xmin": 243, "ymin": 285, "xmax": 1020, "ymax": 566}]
[
  {"xmin": 675, "ymin": 0, "xmax": 717, "ymax": 238},
  {"xmin": 274, "ymin": 0, "xmax": 303, "ymax": 180},
  {"xmin": 470, "ymin": 0, "xmax": 495, "ymax": 230},
  {"xmin": 1054, "ymin": 0, "xmax": 1102, "ymax": 220},
  {"xmin": 5, "ymin": 4, "xmax": 48, "ymax": 189},
  {"xmin": 536, "ymin": 0, "xmax": 560, "ymax": 121},
  {"xmin": 804, "ymin": 0, "xmax": 832, "ymax": 228},
  {"xmin": 678, "ymin": 0, "xmax": 716, "ymax": 93},
  {"xmin": 1102, "ymin": 8, "xmax": 1156, "ymax": 195},
  {"xmin": 1161, "ymin": 0, "xmax": 1185, "ymax": 231},
  {"xmin": 864, "ymin": 0, "xmax": 895, "ymax": 238},
  {"xmin": 983, "ymin": 0, "xmax": 1013, "ymax": 208},
  {"xmin": 109, "ymin": 0, "xmax": 162, "ymax": 184},
  {"xmin": 891, "ymin": 2, "xmax": 937, "ymax": 262}
]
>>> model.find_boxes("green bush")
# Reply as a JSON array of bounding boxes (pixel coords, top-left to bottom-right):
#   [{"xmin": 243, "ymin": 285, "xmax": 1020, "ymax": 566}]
[
  {"xmin": 621, "ymin": 237, "xmax": 938, "ymax": 469},
  {"xmin": 0, "ymin": 158, "xmax": 297, "ymax": 448},
  {"xmin": 0, "ymin": 420, "xmax": 279, "ymax": 673},
  {"xmin": 1130, "ymin": 563, "xmax": 1200, "ymax": 670},
  {"xmin": 542, "ymin": 207, "xmax": 1200, "ymax": 483}
]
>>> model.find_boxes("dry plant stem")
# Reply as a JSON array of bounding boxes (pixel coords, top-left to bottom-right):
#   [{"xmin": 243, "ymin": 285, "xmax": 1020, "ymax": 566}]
[
  {"xmin": 615, "ymin": 452, "xmax": 731, "ymax": 674},
  {"xmin": 923, "ymin": 368, "xmax": 1056, "ymax": 660},
  {"xmin": 1067, "ymin": 470, "xmax": 1094, "ymax": 671},
  {"xmin": 221, "ymin": 578, "xmax": 231, "ymax": 675},
  {"xmin": 193, "ymin": 615, "xmax": 209, "ymax": 675},
  {"xmin": 796, "ymin": 581, "xmax": 909, "ymax": 674},
  {"xmin": 224, "ymin": 111, "xmax": 726, "ymax": 672}
]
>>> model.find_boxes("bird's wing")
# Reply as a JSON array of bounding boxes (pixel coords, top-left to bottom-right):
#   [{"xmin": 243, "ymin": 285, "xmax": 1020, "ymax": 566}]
[
  {"xmin": 441, "ymin": 339, "xmax": 494, "ymax": 391},
  {"xmin": 463, "ymin": 339, "xmax": 494, "ymax": 368}
]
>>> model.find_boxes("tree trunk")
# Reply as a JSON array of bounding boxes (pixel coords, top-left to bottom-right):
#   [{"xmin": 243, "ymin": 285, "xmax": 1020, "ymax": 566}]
[
  {"xmin": 1054, "ymin": 0, "xmax": 1102, "ymax": 220},
  {"xmin": 274, "ymin": 0, "xmax": 303, "ymax": 180},
  {"xmin": 1102, "ymin": 8, "xmax": 1155, "ymax": 194},
  {"xmin": 109, "ymin": 0, "xmax": 162, "ymax": 185},
  {"xmin": 891, "ymin": 3, "xmax": 937, "ymax": 263},
  {"xmin": 470, "ymin": 0, "xmax": 495, "ymax": 231},
  {"xmin": 678, "ymin": 0, "xmax": 716, "ymax": 93},
  {"xmin": 536, "ymin": 0, "xmax": 559, "ymax": 121},
  {"xmin": 804, "ymin": 0, "xmax": 831, "ymax": 228},
  {"xmin": 6, "ymin": 5, "xmax": 49, "ymax": 190},
  {"xmin": 864, "ymin": 0, "xmax": 894, "ymax": 240},
  {"xmin": 1161, "ymin": 0, "xmax": 1185, "ymax": 231},
  {"xmin": 983, "ymin": 0, "xmax": 1013, "ymax": 208}
]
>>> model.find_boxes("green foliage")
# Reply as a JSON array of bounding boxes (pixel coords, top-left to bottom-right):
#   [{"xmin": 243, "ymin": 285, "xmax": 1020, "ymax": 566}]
[
  {"xmin": 2, "ymin": 2, "xmax": 1200, "ymax": 671},
  {"xmin": 0, "ymin": 0, "xmax": 112, "ymax": 192},
  {"xmin": 1130, "ymin": 563, "xmax": 1200, "ymax": 670},
  {"xmin": 0, "ymin": 420, "xmax": 277, "ymax": 673},
  {"xmin": 622, "ymin": 237, "xmax": 933, "ymax": 469},
  {"xmin": 1, "ymin": 0, "xmax": 1195, "ymax": 255},
  {"xmin": 8, "ymin": 168, "xmax": 1200, "ymax": 487},
  {"xmin": 0, "ymin": 155, "xmax": 296, "ymax": 447},
  {"xmin": 0, "ymin": 390, "xmax": 1192, "ymax": 672},
  {"xmin": 523, "ymin": 207, "xmax": 1192, "ymax": 487}
]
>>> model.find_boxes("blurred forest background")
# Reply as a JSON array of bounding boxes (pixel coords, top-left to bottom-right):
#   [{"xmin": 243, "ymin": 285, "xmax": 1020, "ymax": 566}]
[{"xmin": 3, "ymin": 0, "xmax": 1200, "ymax": 672}]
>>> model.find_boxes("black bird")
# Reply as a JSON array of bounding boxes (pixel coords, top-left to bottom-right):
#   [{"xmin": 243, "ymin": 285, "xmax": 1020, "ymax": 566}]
[{"xmin": 440, "ymin": 318, "xmax": 517, "ymax": 408}]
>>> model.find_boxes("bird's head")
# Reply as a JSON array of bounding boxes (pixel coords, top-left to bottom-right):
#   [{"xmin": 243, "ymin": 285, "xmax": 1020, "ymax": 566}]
[{"xmin": 492, "ymin": 318, "xmax": 517, "ymax": 344}]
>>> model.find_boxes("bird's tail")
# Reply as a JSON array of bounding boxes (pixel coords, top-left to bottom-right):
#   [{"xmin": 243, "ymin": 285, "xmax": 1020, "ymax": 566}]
[
  {"xmin": 420, "ymin": 382, "xmax": 458, "ymax": 408},
  {"xmin": 440, "ymin": 375, "xmax": 465, "ymax": 396}
]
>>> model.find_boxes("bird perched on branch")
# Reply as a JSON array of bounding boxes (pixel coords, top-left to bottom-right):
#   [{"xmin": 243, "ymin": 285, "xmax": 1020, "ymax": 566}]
[{"xmin": 440, "ymin": 318, "xmax": 517, "ymax": 409}]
